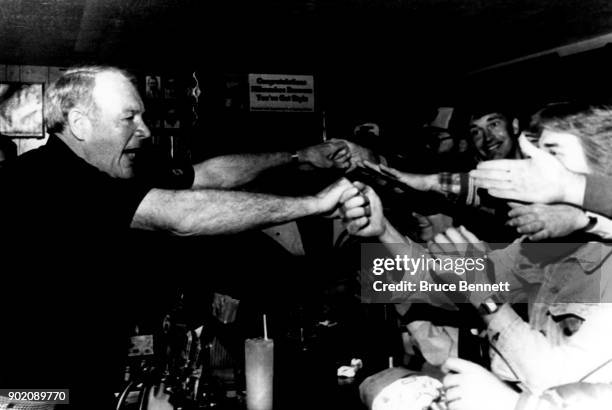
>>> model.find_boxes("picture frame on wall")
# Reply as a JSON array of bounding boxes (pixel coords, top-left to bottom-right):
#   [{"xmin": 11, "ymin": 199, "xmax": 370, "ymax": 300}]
[
  {"xmin": 0, "ymin": 82, "xmax": 45, "ymax": 138},
  {"xmin": 164, "ymin": 77, "xmax": 177, "ymax": 99},
  {"xmin": 163, "ymin": 106, "xmax": 180, "ymax": 129},
  {"xmin": 145, "ymin": 75, "xmax": 162, "ymax": 99}
]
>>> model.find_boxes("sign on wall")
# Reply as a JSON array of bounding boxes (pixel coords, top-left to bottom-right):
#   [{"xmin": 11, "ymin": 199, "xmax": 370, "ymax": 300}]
[{"xmin": 248, "ymin": 74, "xmax": 314, "ymax": 112}]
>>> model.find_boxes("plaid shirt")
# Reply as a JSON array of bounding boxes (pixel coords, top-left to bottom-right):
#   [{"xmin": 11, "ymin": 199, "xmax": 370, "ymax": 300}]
[{"xmin": 438, "ymin": 172, "xmax": 480, "ymax": 207}]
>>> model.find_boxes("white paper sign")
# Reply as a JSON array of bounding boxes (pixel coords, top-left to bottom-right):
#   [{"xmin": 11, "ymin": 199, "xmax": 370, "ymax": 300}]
[{"xmin": 249, "ymin": 73, "xmax": 314, "ymax": 112}]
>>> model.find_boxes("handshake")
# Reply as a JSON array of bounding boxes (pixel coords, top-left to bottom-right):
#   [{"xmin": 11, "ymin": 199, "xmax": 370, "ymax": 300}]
[
  {"xmin": 314, "ymin": 177, "xmax": 387, "ymax": 236},
  {"xmin": 299, "ymin": 139, "xmax": 381, "ymax": 172}
]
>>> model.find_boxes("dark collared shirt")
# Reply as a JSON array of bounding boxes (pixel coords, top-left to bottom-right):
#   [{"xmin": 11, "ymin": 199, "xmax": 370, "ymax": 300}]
[{"xmin": 0, "ymin": 136, "xmax": 153, "ymax": 407}]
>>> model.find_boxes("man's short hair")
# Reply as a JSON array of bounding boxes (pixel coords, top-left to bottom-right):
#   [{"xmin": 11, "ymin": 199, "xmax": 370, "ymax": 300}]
[
  {"xmin": 45, "ymin": 66, "xmax": 134, "ymax": 135},
  {"xmin": 530, "ymin": 102, "xmax": 612, "ymax": 176},
  {"xmin": 0, "ymin": 136, "xmax": 17, "ymax": 160},
  {"xmin": 467, "ymin": 102, "xmax": 517, "ymax": 124}
]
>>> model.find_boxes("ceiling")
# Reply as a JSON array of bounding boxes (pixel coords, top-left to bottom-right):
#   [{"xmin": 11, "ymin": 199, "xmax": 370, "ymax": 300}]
[{"xmin": 2, "ymin": 0, "xmax": 612, "ymax": 76}]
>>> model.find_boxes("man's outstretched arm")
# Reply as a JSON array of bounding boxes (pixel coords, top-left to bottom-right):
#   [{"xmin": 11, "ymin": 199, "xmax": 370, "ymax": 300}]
[
  {"xmin": 191, "ymin": 140, "xmax": 350, "ymax": 189},
  {"xmin": 132, "ymin": 178, "xmax": 354, "ymax": 236}
]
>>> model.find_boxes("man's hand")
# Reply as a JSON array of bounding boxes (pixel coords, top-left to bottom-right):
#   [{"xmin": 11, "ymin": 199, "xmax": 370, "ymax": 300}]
[
  {"xmin": 147, "ymin": 383, "xmax": 173, "ymax": 410},
  {"xmin": 442, "ymin": 358, "xmax": 519, "ymax": 410},
  {"xmin": 427, "ymin": 227, "xmax": 491, "ymax": 305},
  {"xmin": 428, "ymin": 226, "xmax": 487, "ymax": 258},
  {"xmin": 507, "ymin": 202, "xmax": 589, "ymax": 241},
  {"xmin": 315, "ymin": 178, "xmax": 357, "ymax": 218},
  {"xmin": 331, "ymin": 138, "xmax": 379, "ymax": 171},
  {"xmin": 339, "ymin": 181, "xmax": 387, "ymax": 237},
  {"xmin": 363, "ymin": 161, "xmax": 436, "ymax": 191},
  {"xmin": 470, "ymin": 134, "xmax": 586, "ymax": 205},
  {"xmin": 298, "ymin": 140, "xmax": 351, "ymax": 169}
]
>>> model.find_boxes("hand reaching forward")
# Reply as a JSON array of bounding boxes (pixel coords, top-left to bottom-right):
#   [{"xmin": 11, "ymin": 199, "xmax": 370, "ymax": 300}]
[
  {"xmin": 442, "ymin": 358, "xmax": 519, "ymax": 410},
  {"xmin": 507, "ymin": 202, "xmax": 589, "ymax": 241},
  {"xmin": 470, "ymin": 134, "xmax": 585, "ymax": 205}
]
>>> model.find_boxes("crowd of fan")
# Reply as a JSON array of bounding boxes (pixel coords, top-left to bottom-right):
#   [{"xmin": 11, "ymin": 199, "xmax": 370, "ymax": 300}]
[{"xmin": 1, "ymin": 67, "xmax": 612, "ymax": 410}]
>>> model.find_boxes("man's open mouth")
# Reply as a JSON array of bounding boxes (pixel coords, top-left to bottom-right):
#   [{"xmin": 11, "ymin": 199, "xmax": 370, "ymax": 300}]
[{"xmin": 123, "ymin": 148, "xmax": 141, "ymax": 160}]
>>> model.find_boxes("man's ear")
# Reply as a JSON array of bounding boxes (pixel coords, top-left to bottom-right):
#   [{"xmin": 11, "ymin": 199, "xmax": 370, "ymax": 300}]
[
  {"xmin": 66, "ymin": 108, "xmax": 91, "ymax": 141},
  {"xmin": 512, "ymin": 118, "xmax": 520, "ymax": 135}
]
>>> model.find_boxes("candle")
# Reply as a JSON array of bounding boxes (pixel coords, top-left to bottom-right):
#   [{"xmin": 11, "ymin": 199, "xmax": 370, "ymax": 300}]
[
  {"xmin": 245, "ymin": 338, "xmax": 274, "ymax": 410},
  {"xmin": 322, "ymin": 111, "xmax": 327, "ymax": 142}
]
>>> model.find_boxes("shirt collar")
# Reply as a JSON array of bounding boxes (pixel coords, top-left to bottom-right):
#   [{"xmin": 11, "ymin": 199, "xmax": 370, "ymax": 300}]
[{"xmin": 567, "ymin": 243, "xmax": 612, "ymax": 273}]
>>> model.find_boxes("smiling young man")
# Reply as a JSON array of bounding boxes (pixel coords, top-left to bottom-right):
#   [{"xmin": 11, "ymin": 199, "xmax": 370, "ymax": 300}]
[
  {"xmin": 0, "ymin": 66, "xmax": 359, "ymax": 409},
  {"xmin": 468, "ymin": 108, "xmax": 521, "ymax": 161}
]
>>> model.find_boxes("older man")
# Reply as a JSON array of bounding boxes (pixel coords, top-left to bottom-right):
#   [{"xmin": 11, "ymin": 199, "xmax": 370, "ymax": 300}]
[{"xmin": 0, "ymin": 66, "xmax": 359, "ymax": 408}]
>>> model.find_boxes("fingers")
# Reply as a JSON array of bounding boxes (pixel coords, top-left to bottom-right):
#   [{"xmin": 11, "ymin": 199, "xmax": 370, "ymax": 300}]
[
  {"xmin": 528, "ymin": 230, "xmax": 550, "ymax": 242},
  {"xmin": 469, "ymin": 169, "xmax": 512, "ymax": 182},
  {"xmin": 507, "ymin": 204, "xmax": 535, "ymax": 218},
  {"xmin": 333, "ymin": 158, "xmax": 351, "ymax": 169},
  {"xmin": 457, "ymin": 225, "xmax": 482, "ymax": 245},
  {"xmin": 517, "ymin": 134, "xmax": 541, "ymax": 159},
  {"xmin": 332, "ymin": 148, "xmax": 350, "ymax": 161},
  {"xmin": 507, "ymin": 201, "xmax": 525, "ymax": 209},
  {"xmin": 327, "ymin": 139, "xmax": 348, "ymax": 152},
  {"xmin": 444, "ymin": 385, "xmax": 462, "ymax": 403},
  {"xmin": 443, "ymin": 227, "xmax": 467, "ymax": 245},
  {"xmin": 474, "ymin": 159, "xmax": 522, "ymax": 172},
  {"xmin": 352, "ymin": 180, "xmax": 367, "ymax": 192},
  {"xmin": 340, "ymin": 183, "xmax": 372, "ymax": 220},
  {"xmin": 336, "ymin": 177, "xmax": 352, "ymax": 188},
  {"xmin": 442, "ymin": 373, "xmax": 461, "ymax": 389},
  {"xmin": 470, "ymin": 176, "xmax": 514, "ymax": 191},
  {"xmin": 362, "ymin": 160, "xmax": 380, "ymax": 172},
  {"xmin": 487, "ymin": 188, "xmax": 521, "ymax": 200},
  {"xmin": 339, "ymin": 186, "xmax": 360, "ymax": 203},
  {"xmin": 412, "ymin": 212, "xmax": 431, "ymax": 227},
  {"xmin": 343, "ymin": 205, "xmax": 371, "ymax": 219},
  {"xmin": 342, "ymin": 193, "xmax": 369, "ymax": 211},
  {"xmin": 507, "ymin": 212, "xmax": 536, "ymax": 226},
  {"xmin": 516, "ymin": 221, "xmax": 545, "ymax": 234},
  {"xmin": 433, "ymin": 232, "xmax": 451, "ymax": 244},
  {"xmin": 346, "ymin": 216, "xmax": 369, "ymax": 234},
  {"xmin": 378, "ymin": 163, "xmax": 402, "ymax": 179},
  {"xmin": 430, "ymin": 233, "xmax": 458, "ymax": 256},
  {"xmin": 507, "ymin": 209, "xmax": 545, "ymax": 235}
]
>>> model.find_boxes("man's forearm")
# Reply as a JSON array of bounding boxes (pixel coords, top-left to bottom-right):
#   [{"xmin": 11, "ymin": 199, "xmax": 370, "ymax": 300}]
[
  {"xmin": 132, "ymin": 188, "xmax": 320, "ymax": 235},
  {"xmin": 192, "ymin": 153, "xmax": 292, "ymax": 189}
]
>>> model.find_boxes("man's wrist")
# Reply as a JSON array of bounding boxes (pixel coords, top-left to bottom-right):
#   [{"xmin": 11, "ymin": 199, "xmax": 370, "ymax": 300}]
[
  {"xmin": 575, "ymin": 211, "xmax": 592, "ymax": 231},
  {"xmin": 293, "ymin": 150, "xmax": 305, "ymax": 164},
  {"xmin": 307, "ymin": 195, "xmax": 325, "ymax": 216},
  {"xmin": 379, "ymin": 219, "xmax": 404, "ymax": 243},
  {"xmin": 424, "ymin": 174, "xmax": 439, "ymax": 191},
  {"xmin": 563, "ymin": 172, "xmax": 586, "ymax": 206}
]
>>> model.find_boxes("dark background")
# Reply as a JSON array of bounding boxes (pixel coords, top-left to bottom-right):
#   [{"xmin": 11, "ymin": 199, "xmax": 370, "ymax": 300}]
[{"xmin": 4, "ymin": 0, "xmax": 612, "ymax": 155}]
